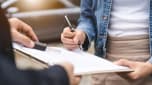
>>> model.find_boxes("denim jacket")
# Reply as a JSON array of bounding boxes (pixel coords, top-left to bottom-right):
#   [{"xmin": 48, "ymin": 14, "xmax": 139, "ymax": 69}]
[{"xmin": 77, "ymin": 0, "xmax": 152, "ymax": 63}]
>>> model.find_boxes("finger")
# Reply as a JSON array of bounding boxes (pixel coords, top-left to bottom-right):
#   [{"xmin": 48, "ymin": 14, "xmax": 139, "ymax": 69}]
[
  {"xmin": 63, "ymin": 32, "xmax": 75, "ymax": 38},
  {"xmin": 62, "ymin": 27, "xmax": 75, "ymax": 38},
  {"xmin": 61, "ymin": 33, "xmax": 79, "ymax": 50},
  {"xmin": 61, "ymin": 34, "xmax": 74, "ymax": 44},
  {"xmin": 115, "ymin": 59, "xmax": 133, "ymax": 68},
  {"xmin": 12, "ymin": 30, "xmax": 35, "ymax": 48},
  {"xmin": 64, "ymin": 27, "xmax": 73, "ymax": 32},
  {"xmin": 63, "ymin": 44, "xmax": 79, "ymax": 49},
  {"xmin": 63, "ymin": 43, "xmax": 80, "ymax": 46},
  {"xmin": 9, "ymin": 18, "xmax": 38, "ymax": 41},
  {"xmin": 63, "ymin": 44, "xmax": 79, "ymax": 50},
  {"xmin": 61, "ymin": 38, "xmax": 75, "ymax": 45},
  {"xmin": 18, "ymin": 20, "xmax": 38, "ymax": 41},
  {"xmin": 19, "ymin": 21, "xmax": 38, "ymax": 41},
  {"xmin": 62, "ymin": 31, "xmax": 75, "ymax": 38},
  {"xmin": 72, "ymin": 76, "xmax": 81, "ymax": 85}
]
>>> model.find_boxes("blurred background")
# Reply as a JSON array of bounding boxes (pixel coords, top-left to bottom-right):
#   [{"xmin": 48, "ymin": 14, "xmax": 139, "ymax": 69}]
[
  {"xmin": 1, "ymin": 0, "xmax": 80, "ymax": 43},
  {"xmin": 1, "ymin": 1, "xmax": 92, "ymax": 85}
]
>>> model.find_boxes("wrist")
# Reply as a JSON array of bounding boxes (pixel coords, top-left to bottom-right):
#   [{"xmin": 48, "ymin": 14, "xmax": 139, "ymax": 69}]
[{"xmin": 146, "ymin": 61, "xmax": 152, "ymax": 72}]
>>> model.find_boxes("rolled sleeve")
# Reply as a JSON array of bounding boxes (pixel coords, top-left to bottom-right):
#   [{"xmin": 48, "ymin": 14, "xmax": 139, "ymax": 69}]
[{"xmin": 77, "ymin": 0, "xmax": 96, "ymax": 50}]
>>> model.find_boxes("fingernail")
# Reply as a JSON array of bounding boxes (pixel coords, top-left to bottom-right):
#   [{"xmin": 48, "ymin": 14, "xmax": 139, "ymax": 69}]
[{"xmin": 30, "ymin": 41, "xmax": 35, "ymax": 48}]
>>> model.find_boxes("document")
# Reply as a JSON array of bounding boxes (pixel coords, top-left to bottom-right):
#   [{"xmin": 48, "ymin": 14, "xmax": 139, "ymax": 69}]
[{"xmin": 13, "ymin": 43, "xmax": 133, "ymax": 75}]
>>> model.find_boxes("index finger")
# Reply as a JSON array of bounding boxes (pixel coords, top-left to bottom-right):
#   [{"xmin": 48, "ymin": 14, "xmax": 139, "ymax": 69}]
[
  {"xmin": 63, "ymin": 27, "xmax": 75, "ymax": 38},
  {"xmin": 21, "ymin": 22, "xmax": 38, "ymax": 41}
]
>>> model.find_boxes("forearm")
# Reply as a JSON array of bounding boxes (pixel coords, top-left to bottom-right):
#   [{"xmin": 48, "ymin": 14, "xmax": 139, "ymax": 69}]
[{"xmin": 24, "ymin": 65, "xmax": 70, "ymax": 85}]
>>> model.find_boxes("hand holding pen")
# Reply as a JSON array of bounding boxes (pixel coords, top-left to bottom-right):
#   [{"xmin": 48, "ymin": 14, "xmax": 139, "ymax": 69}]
[{"xmin": 61, "ymin": 16, "xmax": 86, "ymax": 50}]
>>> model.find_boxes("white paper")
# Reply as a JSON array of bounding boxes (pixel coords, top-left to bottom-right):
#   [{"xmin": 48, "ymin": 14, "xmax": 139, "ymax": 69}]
[{"xmin": 13, "ymin": 43, "xmax": 133, "ymax": 75}]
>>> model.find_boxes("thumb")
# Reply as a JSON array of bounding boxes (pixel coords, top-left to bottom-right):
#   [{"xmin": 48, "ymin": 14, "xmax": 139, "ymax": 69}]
[
  {"xmin": 73, "ymin": 36, "xmax": 80, "ymax": 45},
  {"xmin": 12, "ymin": 31, "xmax": 35, "ymax": 48},
  {"xmin": 73, "ymin": 32, "xmax": 82, "ymax": 45},
  {"xmin": 115, "ymin": 59, "xmax": 133, "ymax": 68}
]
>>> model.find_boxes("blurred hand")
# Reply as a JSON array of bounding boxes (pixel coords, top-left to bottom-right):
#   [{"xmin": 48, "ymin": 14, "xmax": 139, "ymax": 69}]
[
  {"xmin": 57, "ymin": 62, "xmax": 81, "ymax": 85},
  {"xmin": 9, "ymin": 18, "xmax": 38, "ymax": 48},
  {"xmin": 61, "ymin": 27, "xmax": 86, "ymax": 50},
  {"xmin": 115, "ymin": 59, "xmax": 152, "ymax": 80}
]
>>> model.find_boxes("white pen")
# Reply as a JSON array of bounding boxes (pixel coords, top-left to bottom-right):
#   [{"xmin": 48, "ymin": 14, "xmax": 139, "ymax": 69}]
[{"xmin": 64, "ymin": 15, "xmax": 75, "ymax": 32}]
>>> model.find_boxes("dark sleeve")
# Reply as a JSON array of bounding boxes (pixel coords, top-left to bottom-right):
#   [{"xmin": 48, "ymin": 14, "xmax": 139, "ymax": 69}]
[
  {"xmin": 0, "ymin": 54, "xmax": 69, "ymax": 85},
  {"xmin": 38, "ymin": 65, "xmax": 70, "ymax": 85},
  {"xmin": 82, "ymin": 35, "xmax": 89, "ymax": 51}
]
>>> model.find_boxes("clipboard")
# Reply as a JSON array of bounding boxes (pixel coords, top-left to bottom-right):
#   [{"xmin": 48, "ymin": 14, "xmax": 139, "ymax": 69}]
[{"xmin": 13, "ymin": 43, "xmax": 133, "ymax": 75}]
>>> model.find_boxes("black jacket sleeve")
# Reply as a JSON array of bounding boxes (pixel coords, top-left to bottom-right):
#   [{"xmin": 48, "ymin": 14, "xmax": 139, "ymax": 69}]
[
  {"xmin": 0, "ymin": 54, "xmax": 69, "ymax": 85},
  {"xmin": 0, "ymin": 6, "xmax": 69, "ymax": 85}
]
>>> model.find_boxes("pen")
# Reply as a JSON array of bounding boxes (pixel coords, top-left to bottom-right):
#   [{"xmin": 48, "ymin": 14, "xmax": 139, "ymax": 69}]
[
  {"xmin": 64, "ymin": 15, "xmax": 83, "ymax": 50},
  {"xmin": 64, "ymin": 15, "xmax": 75, "ymax": 32}
]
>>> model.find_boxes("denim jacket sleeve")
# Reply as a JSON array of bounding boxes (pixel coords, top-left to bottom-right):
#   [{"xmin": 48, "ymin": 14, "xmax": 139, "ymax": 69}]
[{"xmin": 77, "ymin": 0, "xmax": 96, "ymax": 50}]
